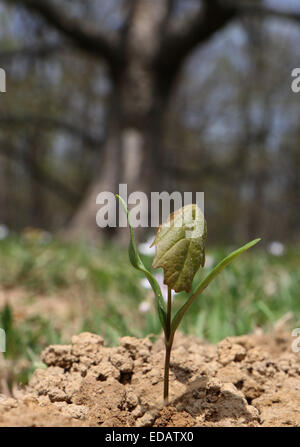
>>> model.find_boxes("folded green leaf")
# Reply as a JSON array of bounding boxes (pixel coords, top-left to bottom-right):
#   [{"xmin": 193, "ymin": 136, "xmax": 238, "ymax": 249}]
[
  {"xmin": 171, "ymin": 238, "xmax": 261, "ymax": 337},
  {"xmin": 151, "ymin": 204, "xmax": 207, "ymax": 293},
  {"xmin": 116, "ymin": 195, "xmax": 167, "ymax": 332}
]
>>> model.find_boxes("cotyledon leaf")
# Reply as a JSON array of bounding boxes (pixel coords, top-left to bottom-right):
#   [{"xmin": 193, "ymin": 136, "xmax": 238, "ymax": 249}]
[
  {"xmin": 170, "ymin": 238, "xmax": 261, "ymax": 338},
  {"xmin": 116, "ymin": 195, "xmax": 167, "ymax": 332},
  {"xmin": 151, "ymin": 204, "xmax": 207, "ymax": 293}
]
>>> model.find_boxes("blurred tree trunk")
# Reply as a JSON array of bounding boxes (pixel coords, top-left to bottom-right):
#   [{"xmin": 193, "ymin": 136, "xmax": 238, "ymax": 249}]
[
  {"xmin": 66, "ymin": 1, "xmax": 171, "ymax": 241},
  {"xmin": 26, "ymin": 132, "xmax": 44, "ymax": 228},
  {"xmin": 6, "ymin": 0, "xmax": 238, "ymax": 241},
  {"xmin": 66, "ymin": 104, "xmax": 166, "ymax": 242}
]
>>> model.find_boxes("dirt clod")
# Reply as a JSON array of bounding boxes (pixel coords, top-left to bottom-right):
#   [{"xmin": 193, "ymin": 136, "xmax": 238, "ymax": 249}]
[{"xmin": 0, "ymin": 330, "xmax": 299, "ymax": 426}]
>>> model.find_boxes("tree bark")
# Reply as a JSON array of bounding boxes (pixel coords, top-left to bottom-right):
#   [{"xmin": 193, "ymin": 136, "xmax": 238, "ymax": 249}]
[
  {"xmin": 66, "ymin": 0, "xmax": 171, "ymax": 242},
  {"xmin": 65, "ymin": 82, "xmax": 168, "ymax": 242},
  {"xmin": 7, "ymin": 0, "xmax": 248, "ymax": 242}
]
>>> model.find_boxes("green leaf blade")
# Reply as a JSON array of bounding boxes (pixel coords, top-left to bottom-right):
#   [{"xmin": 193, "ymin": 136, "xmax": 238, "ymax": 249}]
[
  {"xmin": 116, "ymin": 195, "xmax": 167, "ymax": 332},
  {"xmin": 171, "ymin": 238, "xmax": 261, "ymax": 337},
  {"xmin": 151, "ymin": 204, "xmax": 207, "ymax": 293}
]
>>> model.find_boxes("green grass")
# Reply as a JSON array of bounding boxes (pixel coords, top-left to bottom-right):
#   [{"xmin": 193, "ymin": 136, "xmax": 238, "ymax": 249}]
[
  {"xmin": 176, "ymin": 246, "xmax": 300, "ymax": 342},
  {"xmin": 0, "ymin": 235, "xmax": 299, "ymax": 385}
]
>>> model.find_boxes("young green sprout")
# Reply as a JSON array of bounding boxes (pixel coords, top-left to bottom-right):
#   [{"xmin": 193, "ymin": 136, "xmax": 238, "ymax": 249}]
[{"xmin": 116, "ymin": 195, "xmax": 260, "ymax": 405}]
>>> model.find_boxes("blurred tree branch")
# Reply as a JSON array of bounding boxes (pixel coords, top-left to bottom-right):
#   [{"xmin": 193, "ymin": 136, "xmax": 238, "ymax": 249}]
[
  {"xmin": 229, "ymin": 1, "xmax": 300, "ymax": 23},
  {"xmin": 0, "ymin": 44, "xmax": 64, "ymax": 61},
  {"xmin": 2, "ymin": 0, "xmax": 300, "ymax": 239},
  {"xmin": 156, "ymin": 0, "xmax": 300, "ymax": 90},
  {"xmin": 0, "ymin": 115, "xmax": 104, "ymax": 150},
  {"xmin": 3, "ymin": 0, "xmax": 122, "ymax": 76},
  {"xmin": 0, "ymin": 141, "xmax": 81, "ymax": 205},
  {"xmin": 155, "ymin": 0, "xmax": 237, "ymax": 90}
]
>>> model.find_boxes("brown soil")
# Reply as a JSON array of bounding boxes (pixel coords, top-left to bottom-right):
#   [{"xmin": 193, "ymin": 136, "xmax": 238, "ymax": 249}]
[
  {"xmin": 0, "ymin": 330, "xmax": 299, "ymax": 427},
  {"xmin": 0, "ymin": 287, "xmax": 89, "ymax": 338}
]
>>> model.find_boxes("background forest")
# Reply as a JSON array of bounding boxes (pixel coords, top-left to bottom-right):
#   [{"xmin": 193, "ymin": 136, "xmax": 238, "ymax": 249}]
[{"xmin": 0, "ymin": 0, "xmax": 299, "ymax": 389}]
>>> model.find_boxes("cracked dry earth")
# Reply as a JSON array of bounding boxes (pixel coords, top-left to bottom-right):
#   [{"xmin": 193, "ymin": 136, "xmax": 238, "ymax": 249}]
[{"xmin": 0, "ymin": 330, "xmax": 300, "ymax": 427}]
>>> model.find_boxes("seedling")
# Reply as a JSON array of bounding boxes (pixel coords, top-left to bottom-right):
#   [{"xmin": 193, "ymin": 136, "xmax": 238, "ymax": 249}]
[{"xmin": 116, "ymin": 195, "xmax": 260, "ymax": 405}]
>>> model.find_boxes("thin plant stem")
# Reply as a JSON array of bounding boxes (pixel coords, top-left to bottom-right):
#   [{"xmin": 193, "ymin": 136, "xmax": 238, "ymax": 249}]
[{"xmin": 164, "ymin": 286, "xmax": 172, "ymax": 405}]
